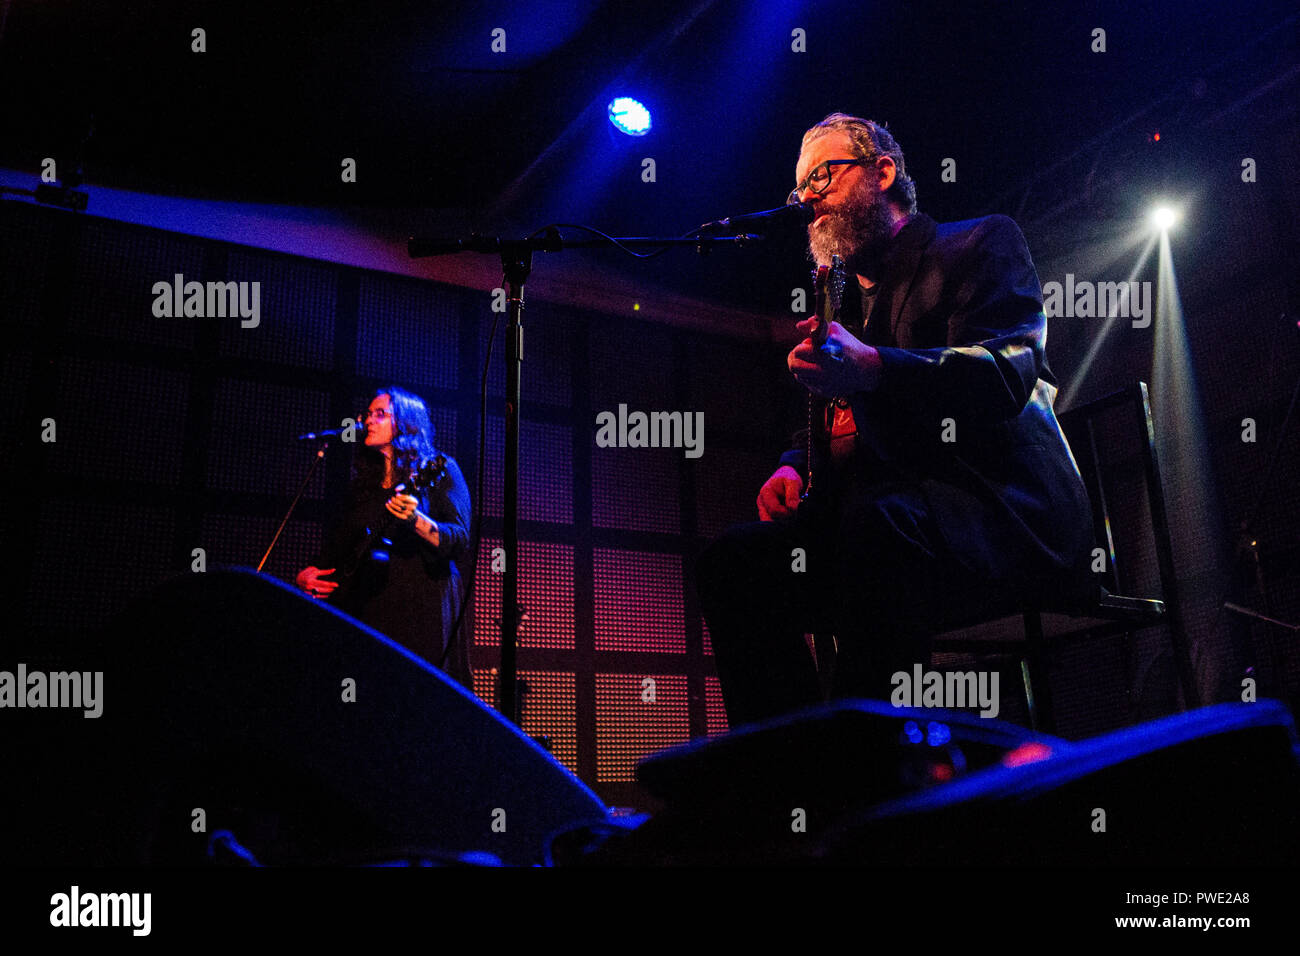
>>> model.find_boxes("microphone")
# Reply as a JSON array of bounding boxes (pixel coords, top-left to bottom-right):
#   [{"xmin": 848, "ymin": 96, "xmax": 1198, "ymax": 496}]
[
  {"xmin": 699, "ymin": 201, "xmax": 816, "ymax": 235},
  {"xmin": 296, "ymin": 425, "xmax": 363, "ymax": 441}
]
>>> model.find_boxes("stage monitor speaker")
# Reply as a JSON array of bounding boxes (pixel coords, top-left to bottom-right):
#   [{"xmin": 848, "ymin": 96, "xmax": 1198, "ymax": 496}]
[
  {"xmin": 822, "ymin": 699, "xmax": 1300, "ymax": 866},
  {"xmin": 593, "ymin": 699, "xmax": 1059, "ymax": 865},
  {"xmin": 5, "ymin": 568, "xmax": 608, "ymax": 866},
  {"xmin": 581, "ymin": 699, "xmax": 1300, "ymax": 865}
]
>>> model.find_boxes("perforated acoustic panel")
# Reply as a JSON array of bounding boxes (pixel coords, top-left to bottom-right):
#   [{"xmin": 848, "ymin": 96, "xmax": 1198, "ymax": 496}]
[
  {"xmin": 473, "ymin": 539, "xmax": 575, "ymax": 650},
  {"xmin": 593, "ymin": 550, "xmax": 686, "ymax": 653},
  {"xmin": 589, "ymin": 318, "xmax": 677, "ymax": 409},
  {"xmin": 358, "ymin": 274, "xmax": 462, "ymax": 389},
  {"xmin": 481, "ymin": 416, "xmax": 573, "ymax": 523},
  {"xmin": 50, "ymin": 357, "xmax": 190, "ymax": 487},
  {"xmin": 29, "ymin": 499, "xmax": 175, "ymax": 631},
  {"xmin": 427, "ymin": 408, "xmax": 459, "ymax": 463},
  {"xmin": 69, "ymin": 218, "xmax": 205, "ymax": 350},
  {"xmin": 693, "ymin": 446, "xmax": 769, "ymax": 538},
  {"xmin": 473, "ymin": 669, "xmax": 579, "ymax": 776},
  {"xmin": 0, "ymin": 202, "xmax": 54, "ymax": 328},
  {"xmin": 200, "ymin": 514, "xmax": 323, "ymax": 588},
  {"xmin": 595, "ymin": 673, "xmax": 689, "ymax": 782},
  {"xmin": 705, "ymin": 676, "xmax": 729, "ymax": 738},
  {"xmin": 592, "ymin": 442, "xmax": 682, "ymax": 534},
  {"xmin": 481, "ymin": 297, "xmax": 574, "ymax": 407},
  {"xmin": 685, "ymin": 335, "xmax": 780, "ymax": 448},
  {"xmin": 206, "ymin": 380, "xmax": 331, "ymax": 499},
  {"xmin": 0, "ymin": 350, "xmax": 31, "ymax": 454},
  {"xmin": 218, "ymin": 251, "xmax": 336, "ymax": 369}
]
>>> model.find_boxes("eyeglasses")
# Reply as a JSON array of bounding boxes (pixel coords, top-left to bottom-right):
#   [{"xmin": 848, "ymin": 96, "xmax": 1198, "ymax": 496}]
[
  {"xmin": 361, "ymin": 408, "xmax": 391, "ymax": 422},
  {"xmin": 787, "ymin": 159, "xmax": 865, "ymax": 205}
]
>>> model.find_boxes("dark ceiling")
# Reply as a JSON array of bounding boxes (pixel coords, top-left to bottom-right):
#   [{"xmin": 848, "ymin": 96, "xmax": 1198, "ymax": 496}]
[{"xmin": 2, "ymin": 0, "xmax": 1296, "ymax": 313}]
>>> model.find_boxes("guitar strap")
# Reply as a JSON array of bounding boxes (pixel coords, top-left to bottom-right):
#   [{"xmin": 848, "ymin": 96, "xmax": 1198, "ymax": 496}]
[
  {"xmin": 830, "ymin": 279, "xmax": 890, "ymax": 467},
  {"xmin": 824, "ymin": 278, "xmax": 871, "ymax": 454}
]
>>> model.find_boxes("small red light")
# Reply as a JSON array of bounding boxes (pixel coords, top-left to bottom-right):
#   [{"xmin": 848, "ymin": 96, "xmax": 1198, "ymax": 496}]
[
  {"xmin": 928, "ymin": 763, "xmax": 955, "ymax": 783},
  {"xmin": 1153, "ymin": 132, "xmax": 1161, "ymax": 142},
  {"xmin": 1002, "ymin": 742, "xmax": 1054, "ymax": 767}
]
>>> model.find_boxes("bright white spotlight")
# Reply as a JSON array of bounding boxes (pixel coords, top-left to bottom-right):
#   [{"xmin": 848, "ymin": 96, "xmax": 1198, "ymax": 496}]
[
  {"xmin": 608, "ymin": 97, "xmax": 651, "ymax": 136},
  {"xmin": 1151, "ymin": 206, "xmax": 1178, "ymax": 231}
]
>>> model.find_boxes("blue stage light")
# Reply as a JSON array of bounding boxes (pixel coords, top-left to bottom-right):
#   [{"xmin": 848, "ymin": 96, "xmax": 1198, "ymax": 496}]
[
  {"xmin": 902, "ymin": 720, "xmax": 924, "ymax": 744},
  {"xmin": 608, "ymin": 97, "xmax": 652, "ymax": 136},
  {"xmin": 926, "ymin": 722, "xmax": 952, "ymax": 747}
]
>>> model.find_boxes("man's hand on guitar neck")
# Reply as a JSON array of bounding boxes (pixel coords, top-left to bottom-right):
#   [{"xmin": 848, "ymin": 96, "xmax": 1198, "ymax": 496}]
[{"xmin": 788, "ymin": 318, "xmax": 883, "ymax": 399}]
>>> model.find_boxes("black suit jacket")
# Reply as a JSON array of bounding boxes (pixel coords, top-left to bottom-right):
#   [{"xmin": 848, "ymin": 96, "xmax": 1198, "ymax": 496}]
[{"xmin": 782, "ymin": 212, "xmax": 1093, "ymax": 586}]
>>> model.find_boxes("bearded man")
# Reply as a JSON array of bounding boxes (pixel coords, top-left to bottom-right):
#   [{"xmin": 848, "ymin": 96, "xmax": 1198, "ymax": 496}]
[{"xmin": 695, "ymin": 113, "xmax": 1094, "ymax": 727}]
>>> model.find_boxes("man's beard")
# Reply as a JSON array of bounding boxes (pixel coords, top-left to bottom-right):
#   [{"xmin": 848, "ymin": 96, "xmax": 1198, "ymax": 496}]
[{"xmin": 807, "ymin": 182, "xmax": 895, "ymax": 274}]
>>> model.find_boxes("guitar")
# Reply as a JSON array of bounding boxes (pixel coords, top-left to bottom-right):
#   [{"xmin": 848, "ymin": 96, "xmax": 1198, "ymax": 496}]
[
  {"xmin": 801, "ymin": 255, "xmax": 847, "ymax": 500},
  {"xmin": 329, "ymin": 454, "xmax": 449, "ymax": 607}
]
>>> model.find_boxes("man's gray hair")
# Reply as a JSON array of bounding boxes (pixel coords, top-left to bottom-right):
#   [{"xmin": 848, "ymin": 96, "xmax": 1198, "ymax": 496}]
[{"xmin": 801, "ymin": 113, "xmax": 918, "ymax": 214}]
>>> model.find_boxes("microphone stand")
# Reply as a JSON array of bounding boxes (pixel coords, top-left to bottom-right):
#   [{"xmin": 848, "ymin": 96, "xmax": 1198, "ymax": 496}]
[
  {"xmin": 409, "ymin": 228, "xmax": 767, "ymax": 726},
  {"xmin": 257, "ymin": 438, "xmax": 332, "ymax": 573}
]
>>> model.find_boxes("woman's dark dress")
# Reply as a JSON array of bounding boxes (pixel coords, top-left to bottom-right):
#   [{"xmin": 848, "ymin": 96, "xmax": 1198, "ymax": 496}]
[{"xmin": 318, "ymin": 454, "xmax": 473, "ymax": 688}]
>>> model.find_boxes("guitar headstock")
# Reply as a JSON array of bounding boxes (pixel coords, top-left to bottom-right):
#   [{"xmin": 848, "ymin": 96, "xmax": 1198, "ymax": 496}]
[
  {"xmin": 401, "ymin": 454, "xmax": 449, "ymax": 497},
  {"xmin": 809, "ymin": 254, "xmax": 846, "ymax": 346}
]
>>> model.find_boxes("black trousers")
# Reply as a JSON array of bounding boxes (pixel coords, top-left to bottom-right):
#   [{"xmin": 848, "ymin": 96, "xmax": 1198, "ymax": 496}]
[{"xmin": 695, "ymin": 481, "xmax": 978, "ymax": 728}]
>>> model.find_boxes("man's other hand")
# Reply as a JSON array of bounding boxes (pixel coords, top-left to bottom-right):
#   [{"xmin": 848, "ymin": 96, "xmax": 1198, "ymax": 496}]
[{"xmin": 757, "ymin": 465, "xmax": 804, "ymax": 521}]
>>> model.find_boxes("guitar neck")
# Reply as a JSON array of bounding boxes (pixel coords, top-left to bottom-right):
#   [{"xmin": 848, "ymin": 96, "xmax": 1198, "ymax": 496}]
[{"xmin": 802, "ymin": 256, "xmax": 846, "ymax": 500}]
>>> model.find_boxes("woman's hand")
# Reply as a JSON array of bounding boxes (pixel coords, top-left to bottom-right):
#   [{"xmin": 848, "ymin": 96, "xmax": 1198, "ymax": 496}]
[
  {"xmin": 296, "ymin": 566, "xmax": 338, "ymax": 599},
  {"xmin": 388, "ymin": 492, "xmax": 442, "ymax": 547},
  {"xmin": 385, "ymin": 493, "xmax": 419, "ymax": 523}
]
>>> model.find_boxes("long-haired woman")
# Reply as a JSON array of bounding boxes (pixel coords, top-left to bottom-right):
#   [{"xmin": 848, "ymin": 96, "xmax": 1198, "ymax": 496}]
[{"xmin": 296, "ymin": 386, "xmax": 472, "ymax": 687}]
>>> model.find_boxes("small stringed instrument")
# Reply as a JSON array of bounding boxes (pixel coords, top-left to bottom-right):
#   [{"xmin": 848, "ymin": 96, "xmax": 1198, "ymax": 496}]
[
  {"xmin": 329, "ymin": 454, "xmax": 449, "ymax": 606},
  {"xmin": 801, "ymin": 255, "xmax": 847, "ymax": 500}
]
